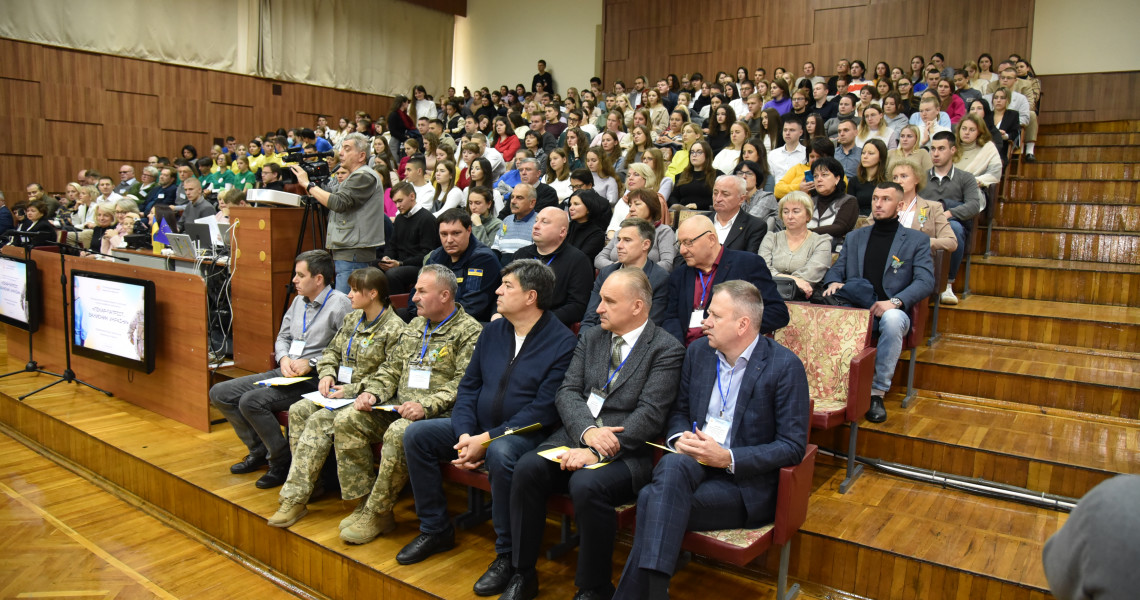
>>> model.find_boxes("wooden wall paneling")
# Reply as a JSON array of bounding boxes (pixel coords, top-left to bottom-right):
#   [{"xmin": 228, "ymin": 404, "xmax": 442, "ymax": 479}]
[
  {"xmin": 0, "ymin": 78, "xmax": 43, "ymax": 119},
  {"xmin": 160, "ymin": 131, "xmax": 212, "ymax": 163},
  {"xmin": 668, "ymin": 53, "xmax": 714, "ymax": 80},
  {"xmin": 0, "ymin": 156, "xmax": 44, "ymax": 198},
  {"xmin": 988, "ymin": 28, "xmax": 1029, "ymax": 64},
  {"xmin": 867, "ymin": 0, "xmax": 930, "ymax": 41},
  {"xmin": 47, "ymin": 122, "xmax": 104, "ymax": 165},
  {"xmin": 760, "ymin": 45, "xmax": 816, "ymax": 78},
  {"xmin": 41, "ymin": 84, "xmax": 105, "ymax": 125},
  {"xmin": 206, "ymin": 70, "xmax": 259, "ymax": 107},
  {"xmin": 208, "ymin": 103, "xmax": 257, "ymax": 143},
  {"xmin": 39, "ymin": 45, "xmax": 102, "ymax": 88},
  {"xmin": 1036, "ymin": 72, "xmax": 1140, "ymax": 124},
  {"xmin": 0, "ymin": 116, "xmax": 45, "ymax": 158},
  {"xmin": 101, "ymin": 56, "xmax": 160, "ymax": 95},
  {"xmin": 0, "ymin": 38, "xmax": 44, "ymax": 81},
  {"xmin": 986, "ymin": 0, "xmax": 1031, "ymax": 29},
  {"xmin": 159, "ymin": 97, "xmax": 209, "ymax": 134},
  {"xmin": 807, "ymin": 6, "xmax": 871, "ymax": 73},
  {"xmin": 811, "ymin": 0, "xmax": 868, "ymax": 9},
  {"xmin": 603, "ymin": 2, "xmax": 632, "ymax": 62},
  {"xmin": 865, "ymin": 35, "xmax": 929, "ymax": 72},
  {"xmin": 675, "ymin": 21, "xmax": 714, "ymax": 55}
]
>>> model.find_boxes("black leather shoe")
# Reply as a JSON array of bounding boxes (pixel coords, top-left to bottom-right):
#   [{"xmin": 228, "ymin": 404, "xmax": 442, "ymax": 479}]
[
  {"xmin": 1024, "ymin": 153, "xmax": 1037, "ymax": 163},
  {"xmin": 395, "ymin": 528, "xmax": 455, "ymax": 565},
  {"xmin": 255, "ymin": 461, "xmax": 290, "ymax": 489},
  {"xmin": 572, "ymin": 584, "xmax": 615, "ymax": 600},
  {"xmin": 499, "ymin": 572, "xmax": 538, "ymax": 600},
  {"xmin": 473, "ymin": 553, "xmax": 513, "ymax": 596},
  {"xmin": 230, "ymin": 454, "xmax": 267, "ymax": 474},
  {"xmin": 866, "ymin": 395, "xmax": 887, "ymax": 423}
]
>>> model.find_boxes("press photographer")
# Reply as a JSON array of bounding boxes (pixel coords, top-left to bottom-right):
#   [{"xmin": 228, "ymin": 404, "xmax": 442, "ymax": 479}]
[{"xmin": 288, "ymin": 132, "xmax": 385, "ymax": 293}]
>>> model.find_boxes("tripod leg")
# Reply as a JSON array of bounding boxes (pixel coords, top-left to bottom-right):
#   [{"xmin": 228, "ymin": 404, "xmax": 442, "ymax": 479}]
[{"xmin": 19, "ymin": 376, "xmax": 69, "ymax": 400}]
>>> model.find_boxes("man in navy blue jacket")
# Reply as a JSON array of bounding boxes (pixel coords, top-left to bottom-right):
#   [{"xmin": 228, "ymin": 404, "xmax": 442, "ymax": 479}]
[
  {"xmin": 663, "ymin": 215, "xmax": 789, "ymax": 346},
  {"xmin": 409, "ymin": 208, "xmax": 502, "ymax": 322},
  {"xmin": 395, "ymin": 259, "xmax": 577, "ymax": 597},
  {"xmin": 614, "ymin": 281, "xmax": 809, "ymax": 599}
]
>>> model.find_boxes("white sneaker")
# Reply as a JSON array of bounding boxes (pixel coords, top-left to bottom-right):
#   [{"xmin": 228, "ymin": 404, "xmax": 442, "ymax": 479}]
[{"xmin": 940, "ymin": 284, "xmax": 958, "ymax": 305}]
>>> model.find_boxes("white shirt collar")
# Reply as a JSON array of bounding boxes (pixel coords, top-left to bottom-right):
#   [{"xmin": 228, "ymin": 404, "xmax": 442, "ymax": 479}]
[{"xmin": 613, "ymin": 319, "xmax": 648, "ymax": 362}]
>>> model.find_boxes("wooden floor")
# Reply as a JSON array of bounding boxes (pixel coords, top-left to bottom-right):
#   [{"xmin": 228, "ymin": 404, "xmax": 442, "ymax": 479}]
[
  {"xmin": 0, "ymin": 433, "xmax": 298, "ymax": 600},
  {"xmin": 0, "ymin": 334, "xmax": 832, "ymax": 600}
]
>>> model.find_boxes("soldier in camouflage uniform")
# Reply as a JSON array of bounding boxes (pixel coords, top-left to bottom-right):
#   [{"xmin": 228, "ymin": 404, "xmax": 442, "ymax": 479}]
[
  {"xmin": 269, "ymin": 268, "xmax": 406, "ymax": 529},
  {"xmin": 270, "ymin": 265, "xmax": 482, "ymax": 546}
]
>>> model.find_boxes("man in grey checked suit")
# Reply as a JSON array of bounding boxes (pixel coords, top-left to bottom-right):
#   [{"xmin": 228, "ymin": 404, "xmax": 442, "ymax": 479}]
[
  {"xmin": 501, "ymin": 268, "xmax": 685, "ymax": 600},
  {"xmin": 614, "ymin": 280, "xmax": 810, "ymax": 600}
]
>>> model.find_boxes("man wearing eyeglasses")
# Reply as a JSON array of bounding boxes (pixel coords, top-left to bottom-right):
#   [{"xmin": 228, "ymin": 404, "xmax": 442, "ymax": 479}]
[
  {"xmin": 114, "ymin": 165, "xmax": 137, "ymax": 195},
  {"xmin": 663, "ymin": 215, "xmax": 788, "ymax": 346}
]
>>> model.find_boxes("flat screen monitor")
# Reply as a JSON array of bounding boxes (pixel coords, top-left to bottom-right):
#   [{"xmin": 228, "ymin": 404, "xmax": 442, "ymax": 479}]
[
  {"xmin": 70, "ymin": 270, "xmax": 157, "ymax": 373},
  {"xmin": 0, "ymin": 255, "xmax": 40, "ymax": 332}
]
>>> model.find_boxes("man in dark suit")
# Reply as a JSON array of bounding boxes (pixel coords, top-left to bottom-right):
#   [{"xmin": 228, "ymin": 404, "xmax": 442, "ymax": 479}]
[
  {"xmin": 663, "ymin": 215, "xmax": 788, "ymax": 346},
  {"xmin": 394, "ymin": 260, "xmax": 577, "ymax": 596},
  {"xmin": 709, "ymin": 174, "xmax": 766, "ymax": 254},
  {"xmin": 497, "ymin": 158, "xmax": 558, "ymax": 219},
  {"xmin": 581, "ymin": 218, "xmax": 669, "ymax": 333},
  {"xmin": 613, "ymin": 280, "xmax": 810, "ymax": 599},
  {"xmin": 822, "ymin": 181, "xmax": 935, "ymax": 422},
  {"xmin": 501, "ymin": 269, "xmax": 685, "ymax": 600}
]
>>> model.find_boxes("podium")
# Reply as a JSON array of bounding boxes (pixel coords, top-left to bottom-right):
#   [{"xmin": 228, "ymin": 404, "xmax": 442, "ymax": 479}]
[{"xmin": 229, "ymin": 206, "xmax": 316, "ymax": 372}]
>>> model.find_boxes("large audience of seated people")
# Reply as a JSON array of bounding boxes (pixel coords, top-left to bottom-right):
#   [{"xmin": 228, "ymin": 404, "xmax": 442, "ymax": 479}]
[{"xmin": 10, "ymin": 49, "xmax": 1038, "ymax": 600}]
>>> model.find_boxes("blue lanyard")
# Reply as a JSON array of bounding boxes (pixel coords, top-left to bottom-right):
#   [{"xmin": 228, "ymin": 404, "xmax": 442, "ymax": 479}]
[
  {"xmin": 715, "ymin": 360, "xmax": 734, "ymax": 417},
  {"xmin": 346, "ymin": 308, "xmax": 385, "ymax": 362},
  {"xmin": 697, "ymin": 271, "xmax": 712, "ymax": 308},
  {"xmin": 603, "ymin": 346, "xmax": 631, "ymax": 391},
  {"xmin": 545, "ymin": 254, "xmax": 557, "ymax": 266},
  {"xmin": 420, "ymin": 308, "xmax": 458, "ymax": 361},
  {"xmin": 302, "ymin": 288, "xmax": 334, "ymax": 336}
]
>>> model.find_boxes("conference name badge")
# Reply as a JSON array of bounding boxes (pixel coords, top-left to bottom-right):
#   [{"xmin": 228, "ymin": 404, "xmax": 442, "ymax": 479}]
[
  {"xmin": 587, "ymin": 388, "xmax": 607, "ymax": 419},
  {"xmin": 705, "ymin": 416, "xmax": 731, "ymax": 445},
  {"xmin": 288, "ymin": 339, "xmax": 306, "ymax": 357},
  {"xmin": 407, "ymin": 364, "xmax": 432, "ymax": 390},
  {"xmin": 338, "ymin": 365, "xmax": 353, "ymax": 383},
  {"xmin": 689, "ymin": 310, "xmax": 705, "ymax": 329}
]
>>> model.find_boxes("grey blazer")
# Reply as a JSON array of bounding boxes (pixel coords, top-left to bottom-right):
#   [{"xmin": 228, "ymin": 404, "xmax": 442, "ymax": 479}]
[{"xmin": 542, "ymin": 318, "xmax": 685, "ymax": 488}]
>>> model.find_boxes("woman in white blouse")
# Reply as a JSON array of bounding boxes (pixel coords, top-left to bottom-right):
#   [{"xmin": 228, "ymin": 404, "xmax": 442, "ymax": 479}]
[
  {"xmin": 587, "ymin": 148, "xmax": 621, "ymax": 205},
  {"xmin": 954, "ymin": 114, "xmax": 1003, "ymax": 191},
  {"xmin": 712, "ymin": 121, "xmax": 751, "ymax": 174},
  {"xmin": 543, "ymin": 149, "xmax": 574, "ymax": 203},
  {"xmin": 430, "ymin": 161, "xmax": 464, "ymax": 218},
  {"xmin": 758, "ymin": 191, "xmax": 833, "ymax": 299},
  {"xmin": 856, "ymin": 104, "xmax": 899, "ymax": 149}
]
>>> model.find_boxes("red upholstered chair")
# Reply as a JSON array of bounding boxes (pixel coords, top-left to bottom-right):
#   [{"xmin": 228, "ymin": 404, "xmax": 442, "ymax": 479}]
[
  {"xmin": 773, "ymin": 303, "xmax": 874, "ymax": 493},
  {"xmin": 927, "ymin": 249, "xmax": 951, "ymax": 345},
  {"xmin": 679, "ymin": 445, "xmax": 817, "ymax": 600},
  {"xmin": 895, "ymin": 292, "xmax": 929, "ymax": 409},
  {"xmin": 390, "ymin": 293, "xmax": 410, "ymax": 310}
]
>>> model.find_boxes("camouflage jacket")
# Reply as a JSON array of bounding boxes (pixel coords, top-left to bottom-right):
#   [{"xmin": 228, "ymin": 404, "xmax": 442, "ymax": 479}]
[
  {"xmin": 361, "ymin": 306, "xmax": 482, "ymax": 419},
  {"xmin": 315, "ymin": 307, "xmax": 407, "ymax": 398}
]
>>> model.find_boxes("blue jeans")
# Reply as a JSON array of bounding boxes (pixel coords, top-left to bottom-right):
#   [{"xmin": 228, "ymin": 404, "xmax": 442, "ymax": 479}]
[
  {"xmin": 948, "ymin": 219, "xmax": 967, "ymax": 280},
  {"xmin": 873, "ymin": 309, "xmax": 910, "ymax": 393},
  {"xmin": 403, "ymin": 418, "xmax": 541, "ymax": 554},
  {"xmin": 333, "ymin": 260, "xmax": 372, "ymax": 293}
]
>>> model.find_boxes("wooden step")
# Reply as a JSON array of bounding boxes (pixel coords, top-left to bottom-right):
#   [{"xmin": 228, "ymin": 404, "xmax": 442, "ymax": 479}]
[
  {"xmin": 965, "ymin": 256, "xmax": 1140, "ymax": 307},
  {"xmin": 814, "ymin": 394, "xmax": 1137, "ymax": 498},
  {"xmin": 896, "ymin": 338, "xmax": 1140, "ymax": 419},
  {"xmin": 987, "ymin": 226, "xmax": 1140, "ymax": 264},
  {"xmin": 800, "ymin": 456, "xmax": 1063, "ymax": 599},
  {"xmin": 1033, "ymin": 145, "xmax": 1140, "ymax": 163},
  {"xmin": 995, "ymin": 201, "xmax": 1139, "ymax": 233},
  {"xmin": 937, "ymin": 295, "xmax": 1140, "ymax": 352},
  {"xmin": 1037, "ymin": 132, "xmax": 1140, "ymax": 146},
  {"xmin": 1017, "ymin": 162, "xmax": 1140, "ymax": 180},
  {"xmin": 1040, "ymin": 120, "xmax": 1140, "ymax": 133},
  {"xmin": 1005, "ymin": 179, "xmax": 1140, "ymax": 204}
]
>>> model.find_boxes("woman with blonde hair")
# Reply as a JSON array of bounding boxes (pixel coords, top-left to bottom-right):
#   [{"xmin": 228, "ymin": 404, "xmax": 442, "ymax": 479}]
[
  {"xmin": 644, "ymin": 89, "xmax": 669, "ymax": 134},
  {"xmin": 856, "ymin": 104, "xmax": 899, "ymax": 149},
  {"xmin": 887, "ymin": 124, "xmax": 933, "ymax": 174},
  {"xmin": 663, "ymin": 121, "xmax": 701, "ymax": 180},
  {"xmin": 954, "ymin": 114, "xmax": 1003, "ymax": 190},
  {"xmin": 640, "ymin": 147, "xmax": 673, "ymax": 203},
  {"xmin": 759, "ymin": 191, "xmax": 832, "ymax": 299},
  {"xmin": 889, "ymin": 160, "xmax": 957, "ymax": 252},
  {"xmin": 712, "ymin": 121, "xmax": 751, "ymax": 174},
  {"xmin": 586, "ymin": 148, "xmax": 621, "ymax": 205}
]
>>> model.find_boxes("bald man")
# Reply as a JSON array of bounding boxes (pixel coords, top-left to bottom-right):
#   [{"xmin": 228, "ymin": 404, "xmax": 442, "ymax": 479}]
[
  {"xmin": 511, "ymin": 207, "xmax": 594, "ymax": 326},
  {"xmin": 663, "ymin": 215, "xmax": 788, "ymax": 345}
]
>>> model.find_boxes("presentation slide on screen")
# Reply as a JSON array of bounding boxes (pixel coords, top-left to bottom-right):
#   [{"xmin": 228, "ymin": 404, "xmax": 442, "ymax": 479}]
[
  {"xmin": 73, "ymin": 276, "xmax": 146, "ymax": 361},
  {"xmin": 0, "ymin": 260, "xmax": 30, "ymax": 324}
]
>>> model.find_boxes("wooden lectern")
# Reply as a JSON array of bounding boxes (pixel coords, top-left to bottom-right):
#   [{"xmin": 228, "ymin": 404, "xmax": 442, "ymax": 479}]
[{"xmin": 229, "ymin": 206, "xmax": 316, "ymax": 372}]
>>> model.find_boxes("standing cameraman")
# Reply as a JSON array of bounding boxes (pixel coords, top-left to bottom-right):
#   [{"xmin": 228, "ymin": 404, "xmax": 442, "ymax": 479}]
[{"xmin": 289, "ymin": 132, "xmax": 386, "ymax": 293}]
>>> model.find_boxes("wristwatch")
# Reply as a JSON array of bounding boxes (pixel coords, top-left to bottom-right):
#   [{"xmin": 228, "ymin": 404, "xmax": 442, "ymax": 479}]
[
  {"xmin": 308, "ymin": 357, "xmax": 319, "ymax": 368},
  {"xmin": 306, "ymin": 181, "xmax": 317, "ymax": 192},
  {"xmin": 890, "ymin": 298, "xmax": 903, "ymax": 309}
]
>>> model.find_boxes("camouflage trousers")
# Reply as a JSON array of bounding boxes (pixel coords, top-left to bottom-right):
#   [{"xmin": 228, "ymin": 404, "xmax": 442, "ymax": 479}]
[{"xmin": 279, "ymin": 400, "xmax": 410, "ymax": 510}]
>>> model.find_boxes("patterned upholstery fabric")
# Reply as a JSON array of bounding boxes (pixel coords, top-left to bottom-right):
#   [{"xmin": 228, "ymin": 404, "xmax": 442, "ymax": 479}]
[
  {"xmin": 773, "ymin": 304, "xmax": 870, "ymax": 414},
  {"xmin": 692, "ymin": 524, "xmax": 775, "ymax": 547}
]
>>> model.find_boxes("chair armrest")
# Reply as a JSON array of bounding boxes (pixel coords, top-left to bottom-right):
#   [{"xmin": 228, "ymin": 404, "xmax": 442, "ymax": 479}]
[
  {"xmin": 773, "ymin": 444, "xmax": 817, "ymax": 546},
  {"xmin": 846, "ymin": 347, "xmax": 876, "ymax": 422},
  {"xmin": 907, "ymin": 301, "xmax": 929, "ymax": 348}
]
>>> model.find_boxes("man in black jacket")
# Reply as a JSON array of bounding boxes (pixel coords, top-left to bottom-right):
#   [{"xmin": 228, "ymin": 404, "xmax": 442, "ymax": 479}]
[
  {"xmin": 380, "ymin": 181, "xmax": 440, "ymax": 295},
  {"xmin": 709, "ymin": 174, "xmax": 766, "ymax": 254},
  {"xmin": 509, "ymin": 208, "xmax": 593, "ymax": 326}
]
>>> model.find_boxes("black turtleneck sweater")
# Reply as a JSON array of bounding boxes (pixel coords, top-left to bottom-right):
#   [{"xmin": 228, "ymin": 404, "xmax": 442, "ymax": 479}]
[{"xmin": 863, "ymin": 216, "xmax": 900, "ymax": 301}]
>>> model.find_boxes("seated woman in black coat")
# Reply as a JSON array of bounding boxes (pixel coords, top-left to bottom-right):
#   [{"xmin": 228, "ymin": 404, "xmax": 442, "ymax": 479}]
[
  {"xmin": 565, "ymin": 175, "xmax": 610, "ymax": 262},
  {"xmin": 669, "ymin": 140, "xmax": 721, "ymax": 211},
  {"xmin": 16, "ymin": 200, "xmax": 57, "ymax": 239}
]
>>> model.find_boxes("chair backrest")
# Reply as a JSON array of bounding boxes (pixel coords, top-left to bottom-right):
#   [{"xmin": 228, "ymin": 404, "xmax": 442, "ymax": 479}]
[
  {"xmin": 390, "ymin": 293, "xmax": 409, "ymax": 309},
  {"xmin": 773, "ymin": 303, "xmax": 872, "ymax": 415}
]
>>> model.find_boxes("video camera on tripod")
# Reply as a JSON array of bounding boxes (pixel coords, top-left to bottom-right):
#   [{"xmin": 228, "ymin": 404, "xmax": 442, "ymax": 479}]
[{"xmin": 280, "ymin": 150, "xmax": 334, "ymax": 186}]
